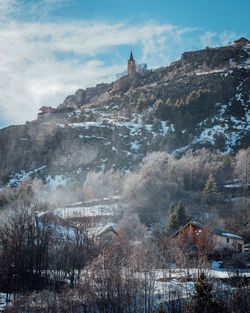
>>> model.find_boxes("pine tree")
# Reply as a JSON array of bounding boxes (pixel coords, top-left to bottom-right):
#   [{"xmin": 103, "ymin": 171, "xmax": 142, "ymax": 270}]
[
  {"xmin": 203, "ymin": 174, "xmax": 217, "ymax": 195},
  {"xmin": 203, "ymin": 174, "xmax": 218, "ymax": 204},
  {"xmin": 186, "ymin": 273, "xmax": 225, "ymax": 313},
  {"xmin": 136, "ymin": 92, "xmax": 148, "ymax": 110},
  {"xmin": 168, "ymin": 202, "xmax": 175, "ymax": 214},
  {"xmin": 165, "ymin": 210, "xmax": 178, "ymax": 233},
  {"xmin": 165, "ymin": 201, "xmax": 190, "ymax": 234},
  {"xmin": 229, "ymin": 277, "xmax": 250, "ymax": 313},
  {"xmin": 176, "ymin": 200, "xmax": 190, "ymax": 226}
]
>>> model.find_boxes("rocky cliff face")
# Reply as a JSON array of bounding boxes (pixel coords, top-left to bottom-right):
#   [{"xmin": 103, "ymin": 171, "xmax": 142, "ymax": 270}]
[{"xmin": 0, "ymin": 44, "xmax": 249, "ymax": 185}]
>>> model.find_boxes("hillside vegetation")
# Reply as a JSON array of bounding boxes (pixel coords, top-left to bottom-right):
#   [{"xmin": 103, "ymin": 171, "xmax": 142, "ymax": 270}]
[{"xmin": 0, "ymin": 43, "xmax": 249, "ymax": 313}]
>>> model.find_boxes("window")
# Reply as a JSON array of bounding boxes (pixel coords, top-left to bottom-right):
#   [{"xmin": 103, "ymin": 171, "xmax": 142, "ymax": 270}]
[{"xmin": 227, "ymin": 238, "xmax": 229, "ymax": 243}]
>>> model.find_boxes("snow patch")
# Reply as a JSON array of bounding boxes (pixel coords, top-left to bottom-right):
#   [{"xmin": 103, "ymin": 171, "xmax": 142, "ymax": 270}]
[
  {"xmin": 131, "ymin": 141, "xmax": 141, "ymax": 151},
  {"xmin": 196, "ymin": 68, "xmax": 227, "ymax": 75},
  {"xmin": 78, "ymin": 135, "xmax": 105, "ymax": 140},
  {"xmin": 8, "ymin": 166, "xmax": 47, "ymax": 186},
  {"xmin": 55, "ymin": 203, "xmax": 124, "ymax": 218},
  {"xmin": 221, "ymin": 233, "xmax": 242, "ymax": 239},
  {"xmin": 46, "ymin": 175, "xmax": 68, "ymax": 189},
  {"xmin": 161, "ymin": 121, "xmax": 170, "ymax": 135}
]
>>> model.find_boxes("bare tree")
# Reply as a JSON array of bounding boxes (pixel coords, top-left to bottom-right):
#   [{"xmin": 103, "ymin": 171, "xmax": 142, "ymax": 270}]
[
  {"xmin": 234, "ymin": 148, "xmax": 250, "ymax": 186},
  {"xmin": 0, "ymin": 205, "xmax": 52, "ymax": 293}
]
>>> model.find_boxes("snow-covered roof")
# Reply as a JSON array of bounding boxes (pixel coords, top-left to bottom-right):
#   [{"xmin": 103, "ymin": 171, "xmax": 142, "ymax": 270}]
[
  {"xmin": 189, "ymin": 220, "xmax": 206, "ymax": 229},
  {"xmin": 87, "ymin": 223, "xmax": 118, "ymax": 238},
  {"xmin": 213, "ymin": 228, "xmax": 243, "ymax": 240}
]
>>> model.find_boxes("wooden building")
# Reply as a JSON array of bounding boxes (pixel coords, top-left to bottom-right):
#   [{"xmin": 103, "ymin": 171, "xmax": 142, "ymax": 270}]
[{"xmin": 171, "ymin": 220, "xmax": 244, "ymax": 253}]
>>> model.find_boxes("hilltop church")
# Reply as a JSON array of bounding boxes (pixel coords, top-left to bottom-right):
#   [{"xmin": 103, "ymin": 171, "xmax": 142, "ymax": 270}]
[{"xmin": 128, "ymin": 51, "xmax": 136, "ymax": 75}]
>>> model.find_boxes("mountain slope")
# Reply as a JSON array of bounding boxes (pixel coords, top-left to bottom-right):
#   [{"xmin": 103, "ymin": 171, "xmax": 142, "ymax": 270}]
[{"xmin": 0, "ymin": 43, "xmax": 249, "ymax": 185}]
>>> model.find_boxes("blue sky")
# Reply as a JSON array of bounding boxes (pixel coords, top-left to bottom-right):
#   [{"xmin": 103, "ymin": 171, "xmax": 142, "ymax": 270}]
[{"xmin": 0, "ymin": 0, "xmax": 249, "ymax": 127}]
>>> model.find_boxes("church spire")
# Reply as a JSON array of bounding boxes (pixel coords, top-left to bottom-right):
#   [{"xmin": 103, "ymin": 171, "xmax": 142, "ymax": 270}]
[
  {"xmin": 129, "ymin": 50, "xmax": 134, "ymax": 62},
  {"xmin": 128, "ymin": 50, "xmax": 136, "ymax": 75}
]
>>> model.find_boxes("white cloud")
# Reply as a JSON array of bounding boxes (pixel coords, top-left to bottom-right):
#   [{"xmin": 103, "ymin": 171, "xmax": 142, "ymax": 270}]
[
  {"xmin": 219, "ymin": 31, "xmax": 238, "ymax": 46},
  {"xmin": 0, "ymin": 1, "xmax": 242, "ymax": 127},
  {"xmin": 0, "ymin": 18, "xmax": 196, "ymax": 126},
  {"xmin": 0, "ymin": 0, "xmax": 15, "ymax": 17},
  {"xmin": 199, "ymin": 31, "xmax": 217, "ymax": 48},
  {"xmin": 0, "ymin": 0, "xmax": 14, "ymax": 10},
  {"xmin": 199, "ymin": 30, "xmax": 242, "ymax": 49}
]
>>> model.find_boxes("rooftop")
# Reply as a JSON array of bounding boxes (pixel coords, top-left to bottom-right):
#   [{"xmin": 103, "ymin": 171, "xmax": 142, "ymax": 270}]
[{"xmin": 171, "ymin": 219, "xmax": 243, "ymax": 240}]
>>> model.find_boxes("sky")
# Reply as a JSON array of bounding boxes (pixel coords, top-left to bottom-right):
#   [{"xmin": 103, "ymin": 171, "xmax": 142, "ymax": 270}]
[{"xmin": 0, "ymin": 0, "xmax": 249, "ymax": 127}]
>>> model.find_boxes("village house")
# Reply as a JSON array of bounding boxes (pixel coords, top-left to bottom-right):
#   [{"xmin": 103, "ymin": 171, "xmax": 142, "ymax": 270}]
[
  {"xmin": 36, "ymin": 211, "xmax": 118, "ymax": 243},
  {"xmin": 234, "ymin": 37, "xmax": 250, "ymax": 46},
  {"xmin": 171, "ymin": 220, "xmax": 244, "ymax": 253},
  {"xmin": 35, "ymin": 210, "xmax": 65, "ymax": 224},
  {"xmin": 89, "ymin": 224, "xmax": 119, "ymax": 242},
  {"xmin": 38, "ymin": 106, "xmax": 55, "ymax": 115}
]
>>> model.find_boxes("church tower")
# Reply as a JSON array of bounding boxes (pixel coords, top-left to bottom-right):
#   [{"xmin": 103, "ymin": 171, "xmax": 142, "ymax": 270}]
[{"xmin": 128, "ymin": 51, "xmax": 136, "ymax": 75}]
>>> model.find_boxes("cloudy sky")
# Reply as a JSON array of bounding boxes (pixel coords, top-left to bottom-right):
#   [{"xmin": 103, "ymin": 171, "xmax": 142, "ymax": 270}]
[{"xmin": 0, "ymin": 0, "xmax": 249, "ymax": 127}]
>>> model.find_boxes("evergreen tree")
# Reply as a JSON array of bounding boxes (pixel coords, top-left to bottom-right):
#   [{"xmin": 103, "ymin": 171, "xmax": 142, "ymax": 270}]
[
  {"xmin": 176, "ymin": 200, "xmax": 190, "ymax": 226},
  {"xmin": 136, "ymin": 92, "xmax": 148, "ymax": 110},
  {"xmin": 155, "ymin": 98, "xmax": 164, "ymax": 118},
  {"xmin": 168, "ymin": 202, "xmax": 175, "ymax": 214},
  {"xmin": 229, "ymin": 277, "xmax": 250, "ymax": 313},
  {"xmin": 165, "ymin": 201, "xmax": 190, "ymax": 234},
  {"xmin": 203, "ymin": 174, "xmax": 217, "ymax": 195},
  {"xmin": 165, "ymin": 209, "xmax": 178, "ymax": 233},
  {"xmin": 186, "ymin": 273, "xmax": 225, "ymax": 313},
  {"xmin": 203, "ymin": 174, "xmax": 218, "ymax": 204}
]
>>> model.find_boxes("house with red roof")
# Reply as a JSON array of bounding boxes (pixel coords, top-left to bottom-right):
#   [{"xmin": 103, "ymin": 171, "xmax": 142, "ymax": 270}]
[
  {"xmin": 38, "ymin": 106, "xmax": 55, "ymax": 115},
  {"xmin": 234, "ymin": 37, "xmax": 250, "ymax": 46}
]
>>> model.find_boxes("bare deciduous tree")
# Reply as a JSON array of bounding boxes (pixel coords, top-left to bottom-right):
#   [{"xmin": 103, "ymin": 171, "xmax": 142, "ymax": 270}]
[{"xmin": 234, "ymin": 148, "xmax": 250, "ymax": 186}]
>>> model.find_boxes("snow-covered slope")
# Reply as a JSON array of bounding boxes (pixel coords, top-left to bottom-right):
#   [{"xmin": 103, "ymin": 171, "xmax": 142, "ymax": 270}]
[{"xmin": 0, "ymin": 43, "xmax": 249, "ymax": 186}]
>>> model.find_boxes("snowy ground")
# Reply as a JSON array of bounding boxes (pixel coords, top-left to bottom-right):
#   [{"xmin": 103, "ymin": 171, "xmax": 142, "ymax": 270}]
[
  {"xmin": 174, "ymin": 76, "xmax": 250, "ymax": 155},
  {"xmin": 0, "ymin": 293, "xmax": 13, "ymax": 312},
  {"xmin": 154, "ymin": 265, "xmax": 250, "ymax": 281},
  {"xmin": 1, "ymin": 265, "xmax": 249, "ymax": 311},
  {"xmin": 55, "ymin": 202, "xmax": 124, "ymax": 218},
  {"xmin": 7, "ymin": 165, "xmax": 47, "ymax": 186},
  {"xmin": 153, "ymin": 265, "xmax": 250, "ymax": 305}
]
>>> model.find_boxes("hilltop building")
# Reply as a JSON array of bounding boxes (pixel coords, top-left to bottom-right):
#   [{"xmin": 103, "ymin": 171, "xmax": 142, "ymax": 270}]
[
  {"xmin": 234, "ymin": 37, "xmax": 250, "ymax": 46},
  {"xmin": 38, "ymin": 106, "xmax": 55, "ymax": 115},
  {"xmin": 128, "ymin": 51, "xmax": 136, "ymax": 75}
]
